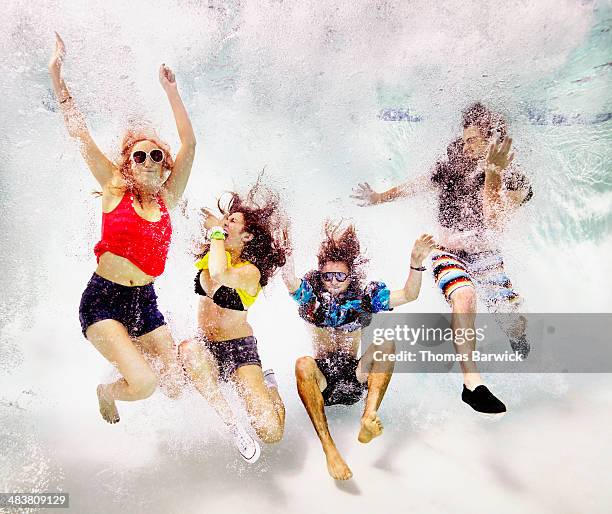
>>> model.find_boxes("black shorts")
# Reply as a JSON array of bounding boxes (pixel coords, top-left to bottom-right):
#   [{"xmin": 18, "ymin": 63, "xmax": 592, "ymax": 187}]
[
  {"xmin": 315, "ymin": 353, "xmax": 367, "ymax": 406},
  {"xmin": 203, "ymin": 336, "xmax": 262, "ymax": 382},
  {"xmin": 79, "ymin": 273, "xmax": 166, "ymax": 338}
]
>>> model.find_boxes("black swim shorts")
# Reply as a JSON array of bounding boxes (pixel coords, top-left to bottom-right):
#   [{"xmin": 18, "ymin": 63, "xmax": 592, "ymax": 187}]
[{"xmin": 79, "ymin": 273, "xmax": 166, "ymax": 338}]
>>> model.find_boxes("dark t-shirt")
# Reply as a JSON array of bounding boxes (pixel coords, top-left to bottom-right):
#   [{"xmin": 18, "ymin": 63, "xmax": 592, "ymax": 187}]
[{"xmin": 431, "ymin": 138, "xmax": 533, "ymax": 231}]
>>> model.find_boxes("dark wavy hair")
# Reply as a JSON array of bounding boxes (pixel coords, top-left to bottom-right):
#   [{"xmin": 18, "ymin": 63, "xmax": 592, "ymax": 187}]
[
  {"xmin": 462, "ymin": 102, "xmax": 507, "ymax": 141},
  {"xmin": 198, "ymin": 181, "xmax": 287, "ymax": 287},
  {"xmin": 312, "ymin": 221, "xmax": 368, "ymax": 290}
]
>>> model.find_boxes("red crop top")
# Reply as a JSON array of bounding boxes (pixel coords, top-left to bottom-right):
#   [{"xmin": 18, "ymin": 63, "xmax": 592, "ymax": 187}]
[{"xmin": 94, "ymin": 192, "xmax": 172, "ymax": 277}]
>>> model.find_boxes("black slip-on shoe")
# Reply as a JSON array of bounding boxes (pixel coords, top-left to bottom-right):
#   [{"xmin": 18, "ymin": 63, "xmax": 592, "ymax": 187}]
[{"xmin": 462, "ymin": 385, "xmax": 507, "ymax": 414}]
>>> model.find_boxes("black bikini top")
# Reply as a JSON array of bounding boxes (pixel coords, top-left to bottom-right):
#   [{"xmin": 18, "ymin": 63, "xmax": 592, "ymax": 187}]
[
  {"xmin": 193, "ymin": 251, "xmax": 261, "ymax": 311},
  {"xmin": 194, "ymin": 270, "xmax": 247, "ymax": 311}
]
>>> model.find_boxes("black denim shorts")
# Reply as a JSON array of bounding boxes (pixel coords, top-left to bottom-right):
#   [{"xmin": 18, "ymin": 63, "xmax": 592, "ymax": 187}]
[
  {"xmin": 204, "ymin": 335, "xmax": 262, "ymax": 381},
  {"xmin": 79, "ymin": 273, "xmax": 166, "ymax": 338}
]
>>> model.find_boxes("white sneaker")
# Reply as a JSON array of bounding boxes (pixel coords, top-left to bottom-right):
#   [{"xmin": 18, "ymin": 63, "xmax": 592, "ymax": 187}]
[{"xmin": 230, "ymin": 423, "xmax": 261, "ymax": 463}]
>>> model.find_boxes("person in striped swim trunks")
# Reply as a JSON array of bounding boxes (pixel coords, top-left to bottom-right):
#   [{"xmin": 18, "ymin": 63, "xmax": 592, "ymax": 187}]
[
  {"xmin": 352, "ymin": 102, "xmax": 533, "ymax": 415},
  {"xmin": 432, "ymin": 250, "xmax": 521, "ymax": 309},
  {"xmin": 431, "ymin": 248, "xmax": 527, "ymax": 350}
]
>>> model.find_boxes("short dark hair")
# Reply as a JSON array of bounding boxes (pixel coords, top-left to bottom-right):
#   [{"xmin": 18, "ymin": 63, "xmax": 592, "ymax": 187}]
[{"xmin": 462, "ymin": 102, "xmax": 507, "ymax": 140}]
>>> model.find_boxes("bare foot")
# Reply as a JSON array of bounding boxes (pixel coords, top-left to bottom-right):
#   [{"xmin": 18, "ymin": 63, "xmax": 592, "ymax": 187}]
[
  {"xmin": 97, "ymin": 384, "xmax": 120, "ymax": 424},
  {"xmin": 358, "ymin": 411, "xmax": 383, "ymax": 443},
  {"xmin": 324, "ymin": 446, "xmax": 353, "ymax": 480}
]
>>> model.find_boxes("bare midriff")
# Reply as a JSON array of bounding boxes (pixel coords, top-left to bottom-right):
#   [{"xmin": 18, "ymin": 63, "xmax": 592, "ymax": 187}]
[
  {"xmin": 437, "ymin": 226, "xmax": 498, "ymax": 254},
  {"xmin": 197, "ymin": 297, "xmax": 253, "ymax": 342},
  {"xmin": 309, "ymin": 325, "xmax": 362, "ymax": 359},
  {"xmin": 95, "ymin": 252, "xmax": 156, "ymax": 286}
]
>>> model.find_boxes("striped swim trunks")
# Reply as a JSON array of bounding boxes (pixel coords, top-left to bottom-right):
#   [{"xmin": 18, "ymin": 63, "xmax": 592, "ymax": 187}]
[{"xmin": 431, "ymin": 249, "xmax": 521, "ymax": 308}]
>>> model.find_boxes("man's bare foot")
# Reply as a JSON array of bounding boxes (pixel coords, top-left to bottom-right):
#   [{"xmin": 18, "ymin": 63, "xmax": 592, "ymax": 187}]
[
  {"xmin": 97, "ymin": 384, "xmax": 120, "ymax": 424},
  {"xmin": 358, "ymin": 411, "xmax": 383, "ymax": 443},
  {"xmin": 324, "ymin": 446, "xmax": 353, "ymax": 480}
]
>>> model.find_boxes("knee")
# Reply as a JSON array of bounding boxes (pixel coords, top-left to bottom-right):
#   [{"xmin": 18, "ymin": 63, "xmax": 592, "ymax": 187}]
[
  {"xmin": 295, "ymin": 356, "xmax": 316, "ymax": 381},
  {"xmin": 256, "ymin": 424, "xmax": 284, "ymax": 444},
  {"xmin": 450, "ymin": 287, "xmax": 476, "ymax": 313},
  {"xmin": 178, "ymin": 339, "xmax": 198, "ymax": 366},
  {"xmin": 377, "ymin": 340, "xmax": 396, "ymax": 355},
  {"xmin": 128, "ymin": 372, "xmax": 158, "ymax": 399}
]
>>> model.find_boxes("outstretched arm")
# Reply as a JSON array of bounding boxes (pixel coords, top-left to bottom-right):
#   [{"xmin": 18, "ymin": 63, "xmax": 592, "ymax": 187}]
[
  {"xmin": 389, "ymin": 233, "xmax": 436, "ymax": 308},
  {"xmin": 159, "ymin": 65, "xmax": 197, "ymax": 209},
  {"xmin": 351, "ymin": 174, "xmax": 432, "ymax": 207},
  {"xmin": 48, "ymin": 32, "xmax": 115, "ymax": 187}
]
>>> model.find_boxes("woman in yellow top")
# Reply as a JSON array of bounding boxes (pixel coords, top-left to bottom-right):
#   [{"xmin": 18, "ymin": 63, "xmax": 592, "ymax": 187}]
[{"xmin": 179, "ymin": 185, "xmax": 288, "ymax": 463}]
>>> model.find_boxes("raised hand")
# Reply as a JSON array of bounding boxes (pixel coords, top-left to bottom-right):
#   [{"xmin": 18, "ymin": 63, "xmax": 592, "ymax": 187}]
[
  {"xmin": 278, "ymin": 220, "xmax": 300, "ymax": 291},
  {"xmin": 350, "ymin": 182, "xmax": 381, "ymax": 206},
  {"xmin": 278, "ymin": 222, "xmax": 294, "ymax": 257},
  {"xmin": 485, "ymin": 136, "xmax": 514, "ymax": 171},
  {"xmin": 200, "ymin": 207, "xmax": 222, "ymax": 230},
  {"xmin": 159, "ymin": 64, "xmax": 177, "ymax": 93},
  {"xmin": 178, "ymin": 198, "xmax": 190, "ymax": 216},
  {"xmin": 48, "ymin": 32, "xmax": 66, "ymax": 74},
  {"xmin": 410, "ymin": 233, "xmax": 436, "ymax": 266}
]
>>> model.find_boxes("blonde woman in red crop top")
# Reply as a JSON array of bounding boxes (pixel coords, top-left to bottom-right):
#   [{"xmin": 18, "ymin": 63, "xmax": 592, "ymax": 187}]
[{"xmin": 49, "ymin": 33, "xmax": 196, "ymax": 424}]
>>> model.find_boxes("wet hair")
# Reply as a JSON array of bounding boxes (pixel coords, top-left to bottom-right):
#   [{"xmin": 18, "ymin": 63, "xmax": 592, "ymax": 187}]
[
  {"xmin": 295, "ymin": 222, "xmax": 368, "ymax": 313},
  {"xmin": 316, "ymin": 221, "xmax": 368, "ymax": 285},
  {"xmin": 116, "ymin": 131, "xmax": 174, "ymax": 203},
  {"xmin": 198, "ymin": 181, "xmax": 288, "ymax": 287},
  {"xmin": 93, "ymin": 131, "xmax": 174, "ymax": 202},
  {"xmin": 462, "ymin": 102, "xmax": 507, "ymax": 140}
]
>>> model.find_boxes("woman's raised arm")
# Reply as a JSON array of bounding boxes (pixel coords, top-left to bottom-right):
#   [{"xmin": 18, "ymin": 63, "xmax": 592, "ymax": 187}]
[
  {"xmin": 48, "ymin": 33, "xmax": 115, "ymax": 187},
  {"xmin": 159, "ymin": 64, "xmax": 196, "ymax": 209}
]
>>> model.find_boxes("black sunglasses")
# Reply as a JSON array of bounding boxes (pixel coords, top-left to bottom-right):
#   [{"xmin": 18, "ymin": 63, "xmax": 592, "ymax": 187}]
[
  {"xmin": 320, "ymin": 271, "xmax": 348, "ymax": 282},
  {"xmin": 131, "ymin": 149, "xmax": 165, "ymax": 164}
]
